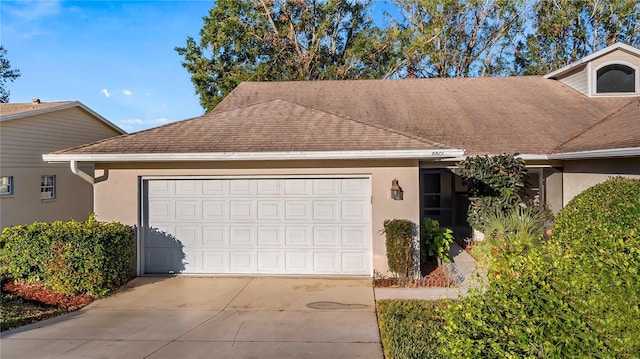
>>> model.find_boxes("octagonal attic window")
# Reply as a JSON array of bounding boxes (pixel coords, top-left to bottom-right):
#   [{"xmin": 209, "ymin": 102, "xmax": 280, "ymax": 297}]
[{"xmin": 596, "ymin": 64, "xmax": 635, "ymax": 93}]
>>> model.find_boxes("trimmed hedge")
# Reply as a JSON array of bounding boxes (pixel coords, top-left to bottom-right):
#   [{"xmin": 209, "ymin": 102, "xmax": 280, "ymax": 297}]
[
  {"xmin": 439, "ymin": 177, "xmax": 640, "ymax": 358},
  {"xmin": 382, "ymin": 219, "xmax": 416, "ymax": 278},
  {"xmin": 0, "ymin": 215, "xmax": 135, "ymax": 297}
]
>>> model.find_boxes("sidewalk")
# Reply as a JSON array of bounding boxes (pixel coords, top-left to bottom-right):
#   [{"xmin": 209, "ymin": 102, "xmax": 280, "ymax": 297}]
[{"xmin": 374, "ymin": 242, "xmax": 483, "ymax": 300}]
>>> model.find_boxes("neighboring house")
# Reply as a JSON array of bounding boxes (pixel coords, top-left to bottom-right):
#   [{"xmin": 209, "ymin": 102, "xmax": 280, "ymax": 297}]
[
  {"xmin": 44, "ymin": 43, "xmax": 640, "ymax": 277},
  {"xmin": 0, "ymin": 100, "xmax": 125, "ymax": 231}
]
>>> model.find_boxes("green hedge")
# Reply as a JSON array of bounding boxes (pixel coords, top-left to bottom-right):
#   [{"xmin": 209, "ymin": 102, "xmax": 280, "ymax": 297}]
[
  {"xmin": 439, "ymin": 177, "xmax": 640, "ymax": 358},
  {"xmin": 382, "ymin": 219, "xmax": 416, "ymax": 278},
  {"xmin": 0, "ymin": 215, "xmax": 135, "ymax": 297}
]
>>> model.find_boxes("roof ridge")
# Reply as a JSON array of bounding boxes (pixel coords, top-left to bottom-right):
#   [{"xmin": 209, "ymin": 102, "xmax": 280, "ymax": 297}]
[
  {"xmin": 552, "ymin": 98, "xmax": 640, "ymax": 152},
  {"xmin": 265, "ymin": 97, "xmax": 455, "ymax": 149}
]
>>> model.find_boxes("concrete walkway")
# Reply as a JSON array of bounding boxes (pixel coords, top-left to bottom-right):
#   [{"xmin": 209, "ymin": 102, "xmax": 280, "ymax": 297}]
[
  {"xmin": 1, "ymin": 277, "xmax": 382, "ymax": 359},
  {"xmin": 374, "ymin": 242, "xmax": 481, "ymax": 300}
]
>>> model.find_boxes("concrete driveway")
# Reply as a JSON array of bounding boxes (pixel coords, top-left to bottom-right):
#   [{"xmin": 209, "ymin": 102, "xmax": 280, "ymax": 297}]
[{"xmin": 1, "ymin": 277, "xmax": 382, "ymax": 358}]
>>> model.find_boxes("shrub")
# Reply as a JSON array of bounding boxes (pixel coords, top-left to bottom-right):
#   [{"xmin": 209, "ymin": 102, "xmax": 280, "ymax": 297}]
[
  {"xmin": 382, "ymin": 219, "xmax": 416, "ymax": 278},
  {"xmin": 420, "ymin": 218, "xmax": 454, "ymax": 264},
  {"xmin": 0, "ymin": 214, "xmax": 135, "ymax": 297},
  {"xmin": 456, "ymin": 154, "xmax": 527, "ymax": 230},
  {"xmin": 439, "ymin": 177, "xmax": 640, "ymax": 358}
]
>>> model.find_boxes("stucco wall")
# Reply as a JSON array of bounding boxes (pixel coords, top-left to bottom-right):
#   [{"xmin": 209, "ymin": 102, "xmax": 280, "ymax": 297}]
[
  {"xmin": 562, "ymin": 158, "xmax": 640, "ymax": 205},
  {"xmin": 0, "ymin": 164, "xmax": 94, "ymax": 228},
  {"xmin": 94, "ymin": 159, "xmax": 421, "ymax": 275}
]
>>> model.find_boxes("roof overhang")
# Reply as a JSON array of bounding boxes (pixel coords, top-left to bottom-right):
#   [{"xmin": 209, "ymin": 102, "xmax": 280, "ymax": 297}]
[
  {"xmin": 544, "ymin": 42, "xmax": 640, "ymax": 79},
  {"xmin": 43, "ymin": 148, "xmax": 466, "ymax": 163},
  {"xmin": 549, "ymin": 147, "xmax": 640, "ymax": 160},
  {"xmin": 437, "ymin": 154, "xmax": 550, "ymax": 162},
  {"xmin": 1, "ymin": 101, "xmax": 126, "ymax": 134}
]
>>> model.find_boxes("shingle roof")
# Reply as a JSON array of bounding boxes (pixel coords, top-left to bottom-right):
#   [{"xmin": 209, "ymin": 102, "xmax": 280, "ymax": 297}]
[
  {"xmin": 215, "ymin": 77, "xmax": 635, "ymax": 155},
  {"xmin": 54, "ymin": 99, "xmax": 448, "ymax": 154},
  {"xmin": 554, "ymin": 98, "xmax": 640, "ymax": 153},
  {"xmin": 0, "ymin": 101, "xmax": 74, "ymax": 117}
]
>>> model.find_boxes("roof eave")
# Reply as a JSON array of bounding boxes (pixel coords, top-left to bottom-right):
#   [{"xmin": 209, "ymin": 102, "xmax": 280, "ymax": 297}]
[
  {"xmin": 1, "ymin": 101, "xmax": 126, "ymax": 134},
  {"xmin": 43, "ymin": 149, "xmax": 466, "ymax": 163},
  {"xmin": 549, "ymin": 147, "xmax": 640, "ymax": 160},
  {"xmin": 544, "ymin": 42, "xmax": 640, "ymax": 79}
]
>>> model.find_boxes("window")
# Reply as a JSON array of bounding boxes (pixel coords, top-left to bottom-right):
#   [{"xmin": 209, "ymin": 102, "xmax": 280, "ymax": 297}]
[
  {"xmin": 41, "ymin": 175, "xmax": 56, "ymax": 200},
  {"xmin": 0, "ymin": 176, "xmax": 13, "ymax": 196},
  {"xmin": 596, "ymin": 64, "xmax": 636, "ymax": 93}
]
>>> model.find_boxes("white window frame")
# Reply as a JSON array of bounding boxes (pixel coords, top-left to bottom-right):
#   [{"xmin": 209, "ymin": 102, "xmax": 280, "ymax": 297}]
[
  {"xmin": 0, "ymin": 176, "xmax": 14, "ymax": 196},
  {"xmin": 41, "ymin": 175, "xmax": 56, "ymax": 200},
  {"xmin": 591, "ymin": 60, "xmax": 639, "ymax": 97}
]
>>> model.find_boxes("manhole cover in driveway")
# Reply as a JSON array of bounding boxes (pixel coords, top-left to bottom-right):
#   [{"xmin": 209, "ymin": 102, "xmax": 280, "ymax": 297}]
[{"xmin": 306, "ymin": 301, "xmax": 369, "ymax": 310}]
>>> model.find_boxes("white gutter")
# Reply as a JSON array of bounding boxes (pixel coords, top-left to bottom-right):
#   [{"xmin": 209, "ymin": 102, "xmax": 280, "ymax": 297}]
[
  {"xmin": 435, "ymin": 154, "xmax": 550, "ymax": 162},
  {"xmin": 549, "ymin": 147, "xmax": 640, "ymax": 160},
  {"xmin": 43, "ymin": 149, "xmax": 466, "ymax": 163},
  {"xmin": 70, "ymin": 160, "xmax": 95, "ymax": 185}
]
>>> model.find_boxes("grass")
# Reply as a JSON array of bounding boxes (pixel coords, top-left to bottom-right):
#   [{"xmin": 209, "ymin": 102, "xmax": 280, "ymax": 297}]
[
  {"xmin": 0, "ymin": 292, "xmax": 70, "ymax": 332},
  {"xmin": 376, "ymin": 299, "xmax": 450, "ymax": 359}
]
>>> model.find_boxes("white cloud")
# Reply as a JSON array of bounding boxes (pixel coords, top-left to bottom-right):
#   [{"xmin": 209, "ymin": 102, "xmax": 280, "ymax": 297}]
[
  {"xmin": 122, "ymin": 90, "xmax": 133, "ymax": 96},
  {"xmin": 100, "ymin": 88, "xmax": 111, "ymax": 98},
  {"xmin": 5, "ymin": 0, "xmax": 61, "ymax": 21}
]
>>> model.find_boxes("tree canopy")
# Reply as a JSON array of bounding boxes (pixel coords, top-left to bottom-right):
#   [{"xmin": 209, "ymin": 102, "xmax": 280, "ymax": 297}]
[
  {"xmin": 175, "ymin": 0, "xmax": 397, "ymax": 112},
  {"xmin": 178, "ymin": 0, "xmax": 640, "ymax": 112},
  {"xmin": 0, "ymin": 46, "xmax": 21, "ymax": 103}
]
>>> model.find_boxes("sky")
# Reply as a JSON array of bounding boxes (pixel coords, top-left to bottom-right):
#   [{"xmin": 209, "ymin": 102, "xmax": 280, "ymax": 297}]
[
  {"xmin": 1, "ymin": 0, "xmax": 397, "ymax": 133},
  {"xmin": 1, "ymin": 1, "xmax": 216, "ymax": 133}
]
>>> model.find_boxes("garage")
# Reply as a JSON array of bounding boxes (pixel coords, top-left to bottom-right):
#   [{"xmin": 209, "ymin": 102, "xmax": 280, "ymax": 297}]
[{"xmin": 142, "ymin": 177, "xmax": 372, "ymax": 276}]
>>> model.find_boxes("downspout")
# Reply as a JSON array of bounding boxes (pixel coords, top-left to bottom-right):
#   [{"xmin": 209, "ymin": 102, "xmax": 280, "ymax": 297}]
[{"xmin": 70, "ymin": 160, "xmax": 95, "ymax": 185}]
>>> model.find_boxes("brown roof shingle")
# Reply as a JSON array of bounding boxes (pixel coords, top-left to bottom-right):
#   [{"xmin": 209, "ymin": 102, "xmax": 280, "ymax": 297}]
[
  {"xmin": 54, "ymin": 99, "xmax": 448, "ymax": 154},
  {"xmin": 216, "ymin": 77, "xmax": 634, "ymax": 155}
]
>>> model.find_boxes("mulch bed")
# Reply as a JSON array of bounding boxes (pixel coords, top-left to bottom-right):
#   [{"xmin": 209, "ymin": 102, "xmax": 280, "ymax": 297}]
[
  {"xmin": 373, "ymin": 267, "xmax": 455, "ymax": 288},
  {"xmin": 2, "ymin": 281, "xmax": 94, "ymax": 309}
]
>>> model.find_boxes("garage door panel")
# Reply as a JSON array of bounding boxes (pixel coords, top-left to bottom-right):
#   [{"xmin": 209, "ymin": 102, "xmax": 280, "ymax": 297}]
[
  {"xmin": 257, "ymin": 226, "xmax": 283, "ymax": 246},
  {"xmin": 257, "ymin": 200, "xmax": 283, "ymax": 220},
  {"xmin": 175, "ymin": 180, "xmax": 202, "ymax": 196},
  {"xmin": 230, "ymin": 179, "xmax": 256, "ymax": 195},
  {"xmin": 313, "ymin": 227, "xmax": 339, "ymax": 247},
  {"xmin": 144, "ymin": 178, "xmax": 371, "ymax": 275},
  {"xmin": 203, "ymin": 200, "xmax": 226, "ymax": 220},
  {"xmin": 285, "ymin": 252, "xmax": 312, "ymax": 273},
  {"xmin": 285, "ymin": 200, "xmax": 312, "ymax": 220},
  {"xmin": 230, "ymin": 251, "xmax": 257, "ymax": 272},
  {"xmin": 175, "ymin": 200, "xmax": 201, "ymax": 221},
  {"xmin": 257, "ymin": 251, "xmax": 285, "ymax": 272},
  {"xmin": 203, "ymin": 226, "xmax": 227, "ymax": 247},
  {"xmin": 285, "ymin": 226, "xmax": 311, "ymax": 247},
  {"xmin": 229, "ymin": 226, "xmax": 256, "ymax": 247},
  {"xmin": 202, "ymin": 251, "xmax": 228, "ymax": 272}
]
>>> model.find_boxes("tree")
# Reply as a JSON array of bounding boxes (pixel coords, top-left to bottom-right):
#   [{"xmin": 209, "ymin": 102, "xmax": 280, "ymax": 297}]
[
  {"xmin": 176, "ymin": 0, "xmax": 397, "ymax": 112},
  {"xmin": 389, "ymin": 0, "xmax": 527, "ymax": 78},
  {"xmin": 515, "ymin": 0, "xmax": 640, "ymax": 75},
  {"xmin": 0, "ymin": 46, "xmax": 21, "ymax": 103}
]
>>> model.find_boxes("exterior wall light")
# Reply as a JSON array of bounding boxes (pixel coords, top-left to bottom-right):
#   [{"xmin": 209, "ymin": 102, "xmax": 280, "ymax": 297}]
[{"xmin": 390, "ymin": 178, "xmax": 403, "ymax": 200}]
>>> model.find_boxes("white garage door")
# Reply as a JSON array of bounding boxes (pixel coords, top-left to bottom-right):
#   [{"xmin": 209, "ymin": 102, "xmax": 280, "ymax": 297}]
[{"xmin": 143, "ymin": 177, "xmax": 372, "ymax": 276}]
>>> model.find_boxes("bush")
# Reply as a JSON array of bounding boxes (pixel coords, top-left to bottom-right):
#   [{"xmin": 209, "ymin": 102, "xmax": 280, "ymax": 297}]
[
  {"xmin": 420, "ymin": 218, "xmax": 454, "ymax": 264},
  {"xmin": 377, "ymin": 299, "xmax": 449, "ymax": 359},
  {"xmin": 382, "ymin": 219, "xmax": 416, "ymax": 278},
  {"xmin": 0, "ymin": 214, "xmax": 135, "ymax": 297},
  {"xmin": 439, "ymin": 177, "xmax": 640, "ymax": 358}
]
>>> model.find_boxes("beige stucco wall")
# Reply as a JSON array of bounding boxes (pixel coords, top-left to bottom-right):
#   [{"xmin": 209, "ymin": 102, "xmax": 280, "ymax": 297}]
[
  {"xmin": 0, "ymin": 164, "xmax": 95, "ymax": 228},
  {"xmin": 562, "ymin": 158, "xmax": 640, "ymax": 205},
  {"xmin": 0, "ymin": 107, "xmax": 121, "ymax": 229},
  {"xmin": 94, "ymin": 160, "xmax": 421, "ymax": 275}
]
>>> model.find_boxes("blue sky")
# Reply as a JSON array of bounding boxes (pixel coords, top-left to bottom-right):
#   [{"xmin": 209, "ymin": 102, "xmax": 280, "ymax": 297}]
[
  {"xmin": 2, "ymin": 0, "xmax": 396, "ymax": 133},
  {"xmin": 1, "ymin": 1, "xmax": 214, "ymax": 133}
]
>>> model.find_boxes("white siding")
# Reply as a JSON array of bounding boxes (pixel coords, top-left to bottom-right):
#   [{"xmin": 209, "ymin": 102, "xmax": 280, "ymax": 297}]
[
  {"xmin": 591, "ymin": 49, "xmax": 640, "ymax": 69},
  {"xmin": 558, "ymin": 65, "xmax": 588, "ymax": 95}
]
